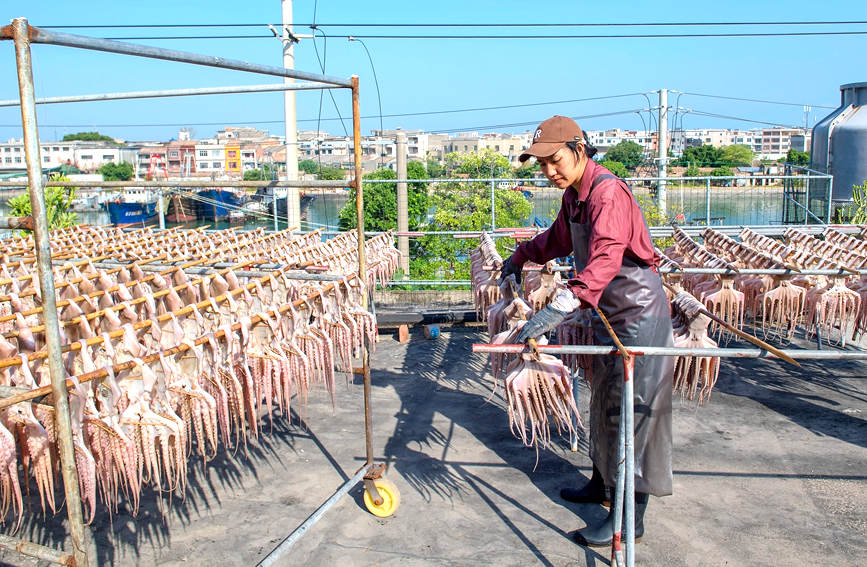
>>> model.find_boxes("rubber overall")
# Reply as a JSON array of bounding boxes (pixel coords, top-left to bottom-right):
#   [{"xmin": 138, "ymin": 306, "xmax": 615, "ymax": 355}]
[{"xmin": 570, "ymin": 174, "xmax": 674, "ymax": 496}]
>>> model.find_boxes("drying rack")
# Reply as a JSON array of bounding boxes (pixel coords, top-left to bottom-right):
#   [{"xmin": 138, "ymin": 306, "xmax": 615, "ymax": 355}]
[
  {"xmin": 473, "ymin": 228, "xmax": 867, "ymax": 567},
  {"xmin": 0, "ymin": 19, "xmax": 392, "ymax": 566}
]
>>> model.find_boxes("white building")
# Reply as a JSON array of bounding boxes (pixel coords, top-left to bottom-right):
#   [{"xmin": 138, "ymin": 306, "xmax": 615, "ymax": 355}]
[
  {"xmin": 73, "ymin": 143, "xmax": 123, "ymax": 172},
  {"xmin": 195, "ymin": 141, "xmax": 226, "ymax": 175}
]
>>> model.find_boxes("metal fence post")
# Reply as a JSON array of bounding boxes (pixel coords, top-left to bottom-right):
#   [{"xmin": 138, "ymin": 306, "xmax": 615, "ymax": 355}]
[
  {"xmin": 826, "ymin": 175, "xmax": 834, "ymax": 223},
  {"xmin": 158, "ymin": 187, "xmax": 165, "ymax": 229},
  {"xmin": 804, "ymin": 171, "xmax": 810, "ymax": 225},
  {"xmin": 490, "ymin": 179, "xmax": 496, "ymax": 232},
  {"xmin": 705, "ymin": 177, "xmax": 711, "ymax": 226},
  {"xmin": 272, "ymin": 189, "xmax": 278, "ymax": 232},
  {"xmin": 11, "ymin": 17, "xmax": 90, "ymax": 567}
]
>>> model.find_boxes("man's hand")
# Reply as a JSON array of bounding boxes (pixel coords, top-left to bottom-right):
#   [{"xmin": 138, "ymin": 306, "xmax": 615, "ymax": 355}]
[
  {"xmin": 498, "ymin": 256, "xmax": 523, "ymax": 285},
  {"xmin": 515, "ymin": 289, "xmax": 582, "ymax": 343}
]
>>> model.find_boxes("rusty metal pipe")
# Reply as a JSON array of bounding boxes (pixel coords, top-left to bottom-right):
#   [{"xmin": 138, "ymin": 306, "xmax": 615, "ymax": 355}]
[
  {"xmin": 11, "ymin": 17, "xmax": 89, "ymax": 567},
  {"xmin": 351, "ymin": 76, "xmax": 375, "ymax": 468},
  {"xmin": 0, "ymin": 216, "xmax": 33, "ymax": 230}
]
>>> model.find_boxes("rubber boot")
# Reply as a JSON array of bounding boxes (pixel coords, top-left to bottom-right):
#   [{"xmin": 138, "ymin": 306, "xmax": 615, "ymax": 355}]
[
  {"xmin": 560, "ymin": 465, "xmax": 610, "ymax": 506},
  {"xmin": 573, "ymin": 492, "xmax": 649, "ymax": 547}
]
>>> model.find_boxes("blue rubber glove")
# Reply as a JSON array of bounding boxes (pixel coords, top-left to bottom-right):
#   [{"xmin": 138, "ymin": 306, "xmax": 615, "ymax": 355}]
[
  {"xmin": 516, "ymin": 289, "xmax": 582, "ymax": 343},
  {"xmin": 498, "ymin": 256, "xmax": 523, "ymax": 285}
]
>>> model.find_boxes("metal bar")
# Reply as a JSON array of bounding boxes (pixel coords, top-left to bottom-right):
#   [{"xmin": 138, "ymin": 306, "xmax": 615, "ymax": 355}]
[
  {"xmin": 610, "ymin": 384, "xmax": 627, "ymax": 567},
  {"xmin": 471, "ymin": 344, "xmax": 867, "ymax": 359},
  {"xmin": 90, "ymin": 260, "xmax": 343, "ymax": 280},
  {"xmin": 157, "ymin": 188, "xmax": 165, "ymax": 230},
  {"xmin": 11, "ymin": 18, "xmax": 89, "ymax": 567},
  {"xmin": 705, "ymin": 177, "xmax": 711, "ymax": 226},
  {"xmin": 0, "ymin": 216, "xmax": 33, "ymax": 230},
  {"xmin": 318, "ymin": 225, "xmax": 859, "ymax": 239},
  {"xmin": 0, "ymin": 82, "xmax": 339, "ymax": 107},
  {"xmin": 483, "ymin": 264, "xmax": 867, "ymax": 276},
  {"xmin": 0, "ymin": 175, "xmax": 831, "ymax": 189},
  {"xmin": 570, "ymin": 371, "xmax": 581, "ymax": 452},
  {"xmin": 623, "ymin": 356, "xmax": 635, "ymax": 567},
  {"xmin": 827, "ymin": 176, "xmax": 834, "ymax": 224},
  {"xmin": 351, "ymin": 76, "xmax": 375, "ymax": 469},
  {"xmin": 272, "ymin": 189, "xmax": 278, "ymax": 232},
  {"xmin": 23, "ymin": 25, "xmax": 353, "ymax": 87},
  {"xmin": 0, "ymin": 534, "xmax": 75, "ymax": 566},
  {"xmin": 784, "ymin": 191, "xmax": 825, "ymax": 224},
  {"xmin": 357, "ymin": 174, "xmax": 832, "ymax": 183},
  {"xmin": 255, "ymin": 466, "xmax": 367, "ymax": 567},
  {"xmin": 804, "ymin": 171, "xmax": 811, "ymax": 225},
  {"xmin": 382, "ymin": 280, "xmax": 471, "ymax": 286},
  {"xmin": 490, "ymin": 178, "xmax": 496, "ymax": 232},
  {"xmin": 0, "ymin": 179, "xmax": 349, "ymax": 188}
]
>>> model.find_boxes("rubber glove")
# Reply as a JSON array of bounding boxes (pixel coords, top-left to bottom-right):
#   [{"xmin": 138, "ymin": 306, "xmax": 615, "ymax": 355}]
[
  {"xmin": 516, "ymin": 288, "xmax": 582, "ymax": 343},
  {"xmin": 498, "ymin": 255, "xmax": 524, "ymax": 285}
]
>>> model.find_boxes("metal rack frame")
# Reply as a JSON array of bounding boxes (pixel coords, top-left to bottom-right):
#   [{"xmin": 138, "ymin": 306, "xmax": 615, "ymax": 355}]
[
  {"xmin": 472, "ymin": 343, "xmax": 867, "ymax": 567},
  {"xmin": 0, "ymin": 18, "xmax": 378, "ymax": 566}
]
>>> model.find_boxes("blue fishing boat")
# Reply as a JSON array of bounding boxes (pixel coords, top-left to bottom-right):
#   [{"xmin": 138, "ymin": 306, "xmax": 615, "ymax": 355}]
[
  {"xmin": 103, "ymin": 186, "xmax": 158, "ymax": 226},
  {"xmin": 105, "ymin": 200, "xmax": 158, "ymax": 226},
  {"xmin": 196, "ymin": 188, "xmax": 243, "ymax": 221}
]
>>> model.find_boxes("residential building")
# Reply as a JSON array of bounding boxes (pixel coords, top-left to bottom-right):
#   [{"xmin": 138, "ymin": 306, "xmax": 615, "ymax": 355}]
[
  {"xmin": 73, "ymin": 143, "xmax": 123, "ymax": 172},
  {"xmin": 194, "ymin": 141, "xmax": 226, "ymax": 176},
  {"xmin": 759, "ymin": 128, "xmax": 808, "ymax": 160},
  {"xmin": 224, "ymin": 142, "xmax": 242, "ymax": 175}
]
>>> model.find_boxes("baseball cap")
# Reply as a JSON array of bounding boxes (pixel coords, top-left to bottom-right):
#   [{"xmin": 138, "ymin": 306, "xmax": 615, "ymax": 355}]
[{"xmin": 518, "ymin": 115, "xmax": 584, "ymax": 162}]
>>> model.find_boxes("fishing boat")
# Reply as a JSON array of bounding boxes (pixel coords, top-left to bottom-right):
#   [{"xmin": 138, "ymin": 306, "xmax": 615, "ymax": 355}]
[
  {"xmin": 195, "ymin": 188, "xmax": 244, "ymax": 221},
  {"xmin": 227, "ymin": 209, "xmax": 247, "ymax": 223},
  {"xmin": 103, "ymin": 186, "xmax": 158, "ymax": 226},
  {"xmin": 249, "ymin": 187, "xmax": 316, "ymax": 218},
  {"xmin": 165, "ymin": 193, "xmax": 197, "ymax": 223}
]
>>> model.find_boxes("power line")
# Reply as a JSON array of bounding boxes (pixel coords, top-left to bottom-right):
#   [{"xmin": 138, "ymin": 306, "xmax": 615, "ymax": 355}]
[
  {"xmin": 40, "ymin": 20, "xmax": 867, "ymax": 29},
  {"xmin": 0, "ymin": 93, "xmax": 650, "ymax": 128},
  {"xmin": 97, "ymin": 31, "xmax": 867, "ymax": 40},
  {"xmin": 686, "ymin": 109, "xmax": 801, "ymax": 128},
  {"xmin": 682, "ymin": 91, "xmax": 836, "ymax": 109},
  {"xmin": 429, "ymin": 109, "xmax": 650, "ymax": 134}
]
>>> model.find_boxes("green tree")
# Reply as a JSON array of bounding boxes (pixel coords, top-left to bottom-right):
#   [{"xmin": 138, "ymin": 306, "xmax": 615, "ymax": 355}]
[
  {"xmin": 598, "ymin": 159, "xmax": 628, "ymax": 178},
  {"xmin": 719, "ymin": 144, "xmax": 754, "ymax": 166},
  {"xmin": 514, "ymin": 161, "xmax": 540, "ymax": 179},
  {"xmin": 298, "ymin": 159, "xmax": 319, "ymax": 174},
  {"xmin": 674, "ymin": 145, "xmax": 723, "ymax": 167},
  {"xmin": 338, "ymin": 162, "xmax": 429, "ymax": 231},
  {"xmin": 243, "ymin": 169, "xmax": 266, "ymax": 181},
  {"xmin": 7, "ymin": 174, "xmax": 78, "ymax": 229},
  {"xmin": 786, "ymin": 149, "xmax": 810, "ymax": 166},
  {"xmin": 97, "ymin": 161, "xmax": 134, "ymax": 181},
  {"xmin": 602, "ymin": 141, "xmax": 644, "ymax": 170},
  {"xmin": 410, "ymin": 150, "xmax": 532, "ymax": 280},
  {"xmin": 425, "ymin": 157, "xmax": 445, "ymax": 178},
  {"xmin": 61, "ymin": 131, "xmax": 116, "ymax": 143},
  {"xmin": 318, "ymin": 166, "xmax": 346, "ymax": 180},
  {"xmin": 243, "ymin": 164, "xmax": 277, "ymax": 181},
  {"xmin": 709, "ymin": 165, "xmax": 734, "ymax": 186},
  {"xmin": 444, "ymin": 147, "xmax": 511, "ymax": 178}
]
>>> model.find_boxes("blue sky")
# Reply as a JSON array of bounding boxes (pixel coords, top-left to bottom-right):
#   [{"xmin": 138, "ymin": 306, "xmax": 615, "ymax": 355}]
[{"xmin": 1, "ymin": 1, "xmax": 865, "ymax": 143}]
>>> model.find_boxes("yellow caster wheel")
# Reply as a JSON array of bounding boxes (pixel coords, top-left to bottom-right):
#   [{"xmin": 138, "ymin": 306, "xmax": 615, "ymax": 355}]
[{"xmin": 363, "ymin": 478, "xmax": 400, "ymax": 518}]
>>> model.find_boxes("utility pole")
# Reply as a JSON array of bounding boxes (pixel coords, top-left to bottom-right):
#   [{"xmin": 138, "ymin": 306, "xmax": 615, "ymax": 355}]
[
  {"xmin": 657, "ymin": 88, "xmax": 668, "ymax": 215},
  {"xmin": 396, "ymin": 132, "xmax": 410, "ymax": 277},
  {"xmin": 803, "ymin": 105, "xmax": 812, "ymax": 130},
  {"xmin": 281, "ymin": 0, "xmax": 300, "ymax": 229}
]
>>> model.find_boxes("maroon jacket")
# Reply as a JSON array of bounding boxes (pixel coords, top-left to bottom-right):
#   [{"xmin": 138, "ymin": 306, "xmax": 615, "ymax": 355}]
[{"xmin": 511, "ymin": 160, "xmax": 660, "ymax": 308}]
